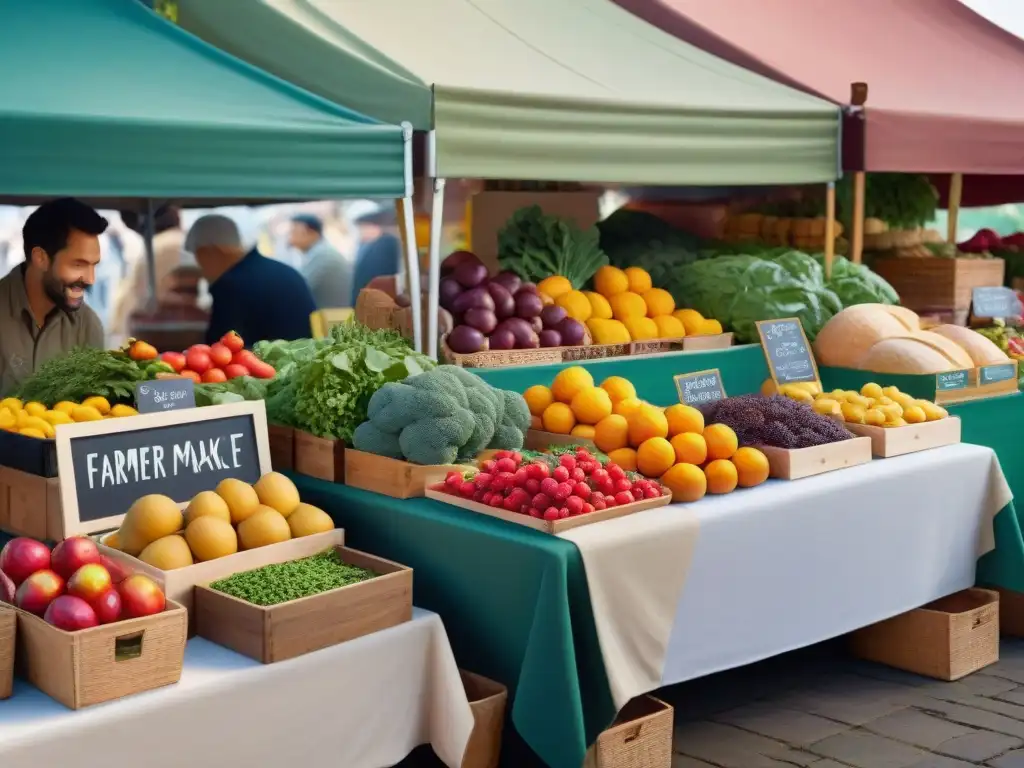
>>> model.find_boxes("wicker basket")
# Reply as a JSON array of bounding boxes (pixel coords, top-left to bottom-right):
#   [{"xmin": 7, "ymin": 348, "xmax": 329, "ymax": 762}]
[
  {"xmin": 594, "ymin": 695, "xmax": 673, "ymax": 768},
  {"xmin": 850, "ymin": 588, "xmax": 999, "ymax": 681},
  {"xmin": 0, "ymin": 604, "xmax": 13, "ymax": 700},
  {"xmin": 460, "ymin": 670, "xmax": 508, "ymax": 768}
]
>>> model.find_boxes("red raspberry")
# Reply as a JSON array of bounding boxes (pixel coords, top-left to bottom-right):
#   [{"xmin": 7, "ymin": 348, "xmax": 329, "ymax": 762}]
[
  {"xmin": 543, "ymin": 507, "xmax": 561, "ymax": 521},
  {"xmin": 473, "ymin": 472, "xmax": 493, "ymax": 489},
  {"xmin": 480, "ymin": 460, "xmax": 496, "ymax": 473},
  {"xmin": 496, "ymin": 471, "xmax": 516, "ymax": 490},
  {"xmin": 554, "ymin": 482, "xmax": 573, "ymax": 501},
  {"xmin": 532, "ymin": 493, "xmax": 552, "ymax": 510},
  {"xmin": 573, "ymin": 482, "xmax": 591, "ymax": 500},
  {"xmin": 615, "ymin": 491, "xmax": 635, "ymax": 505},
  {"xmin": 598, "ymin": 478, "xmax": 616, "ymax": 496},
  {"xmin": 559, "ymin": 454, "xmax": 577, "ymax": 471},
  {"xmin": 496, "ymin": 457, "xmax": 517, "ymax": 474},
  {"xmin": 575, "ymin": 449, "xmax": 592, "ymax": 461},
  {"xmin": 527, "ymin": 507, "xmax": 542, "ymax": 518},
  {"xmin": 503, "ymin": 496, "xmax": 521, "ymax": 512},
  {"xmin": 552, "ymin": 466, "xmax": 570, "ymax": 483},
  {"xmin": 540, "ymin": 477, "xmax": 559, "ymax": 496},
  {"xmin": 493, "ymin": 450, "xmax": 511, "ymax": 460},
  {"xmin": 445, "ymin": 470, "xmax": 462, "ymax": 486},
  {"xmin": 489, "ymin": 494, "xmax": 506, "ymax": 509},
  {"xmin": 525, "ymin": 478, "xmax": 541, "ymax": 495},
  {"xmin": 566, "ymin": 496, "xmax": 584, "ymax": 516},
  {"xmin": 590, "ymin": 491, "xmax": 604, "ymax": 504},
  {"xmin": 593, "ymin": 500, "xmax": 607, "ymax": 511},
  {"xmin": 591, "ymin": 468, "xmax": 610, "ymax": 486}
]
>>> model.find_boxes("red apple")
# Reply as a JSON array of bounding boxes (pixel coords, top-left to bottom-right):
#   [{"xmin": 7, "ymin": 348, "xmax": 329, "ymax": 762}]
[
  {"xmin": 0, "ymin": 537, "xmax": 52, "ymax": 585},
  {"xmin": 90, "ymin": 588, "xmax": 122, "ymax": 624},
  {"xmin": 209, "ymin": 343, "xmax": 233, "ymax": 368},
  {"xmin": 223, "ymin": 364, "xmax": 249, "ymax": 380},
  {"xmin": 50, "ymin": 536, "xmax": 101, "ymax": 581},
  {"xmin": 202, "ymin": 367, "xmax": 227, "ymax": 384},
  {"xmin": 159, "ymin": 351, "xmax": 186, "ymax": 373},
  {"xmin": 16, "ymin": 569, "xmax": 65, "ymax": 615},
  {"xmin": 44, "ymin": 595, "xmax": 98, "ymax": 631},
  {"xmin": 185, "ymin": 348, "xmax": 212, "ymax": 374},
  {"xmin": 0, "ymin": 569, "xmax": 14, "ymax": 604},
  {"xmin": 99, "ymin": 554, "xmax": 131, "ymax": 585},
  {"xmin": 118, "ymin": 574, "xmax": 165, "ymax": 618},
  {"xmin": 67, "ymin": 563, "xmax": 112, "ymax": 602}
]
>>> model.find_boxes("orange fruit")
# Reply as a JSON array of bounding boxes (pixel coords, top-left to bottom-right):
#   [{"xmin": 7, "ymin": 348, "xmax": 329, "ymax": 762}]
[
  {"xmin": 628, "ymin": 404, "xmax": 669, "ymax": 447},
  {"xmin": 571, "ymin": 386, "xmax": 613, "ymax": 425},
  {"xmin": 613, "ymin": 397, "xmax": 643, "ymax": 419},
  {"xmin": 594, "ymin": 266, "xmax": 630, "ymax": 297},
  {"xmin": 623, "ymin": 316, "xmax": 658, "ymax": 341},
  {"xmin": 700, "ymin": 319, "xmax": 724, "ymax": 335},
  {"xmin": 606, "ymin": 447, "xmax": 638, "ymax": 472},
  {"xmin": 571, "ymin": 424, "xmax": 597, "ymax": 440},
  {"xmin": 530, "ymin": 415, "xmax": 543, "ymax": 429},
  {"xmin": 609, "ymin": 291, "xmax": 647, "ymax": 321},
  {"xmin": 670, "ymin": 432, "xmax": 707, "ymax": 465},
  {"xmin": 636, "ymin": 437, "xmax": 676, "ymax": 478},
  {"xmin": 542, "ymin": 402, "xmax": 576, "ymax": 434},
  {"xmin": 652, "ymin": 315, "xmax": 685, "ymax": 339},
  {"xmin": 551, "ymin": 366, "xmax": 594, "ymax": 404},
  {"xmin": 555, "ymin": 290, "xmax": 593, "ymax": 322},
  {"xmin": 642, "ymin": 288, "xmax": 675, "ymax": 317},
  {"xmin": 703, "ymin": 423, "xmax": 739, "ymax": 461},
  {"xmin": 600, "ymin": 376, "xmax": 637, "ymax": 404},
  {"xmin": 624, "ymin": 267, "xmax": 653, "ymax": 294},
  {"xmin": 704, "ymin": 459, "xmax": 738, "ymax": 494},
  {"xmin": 594, "ymin": 414, "xmax": 630, "ymax": 453},
  {"xmin": 672, "ymin": 308, "xmax": 706, "ymax": 336},
  {"xmin": 537, "ymin": 275, "xmax": 573, "ymax": 299},
  {"xmin": 733, "ymin": 447, "xmax": 770, "ymax": 488},
  {"xmin": 665, "ymin": 404, "xmax": 704, "ymax": 436},
  {"xmin": 660, "ymin": 463, "xmax": 706, "ymax": 502},
  {"xmin": 523, "ymin": 385, "xmax": 554, "ymax": 417},
  {"xmin": 583, "ymin": 291, "xmax": 613, "ymax": 320}
]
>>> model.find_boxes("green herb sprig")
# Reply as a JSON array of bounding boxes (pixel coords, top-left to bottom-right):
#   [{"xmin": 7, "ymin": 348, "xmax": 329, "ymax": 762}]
[
  {"xmin": 14, "ymin": 347, "xmax": 147, "ymax": 404},
  {"xmin": 210, "ymin": 549, "xmax": 375, "ymax": 607}
]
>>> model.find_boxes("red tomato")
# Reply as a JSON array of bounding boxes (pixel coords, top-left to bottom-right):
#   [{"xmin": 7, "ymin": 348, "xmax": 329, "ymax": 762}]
[
  {"xmin": 223, "ymin": 364, "xmax": 250, "ymax": 380},
  {"xmin": 184, "ymin": 349, "xmax": 212, "ymax": 374},
  {"xmin": 247, "ymin": 360, "xmax": 276, "ymax": 379},
  {"xmin": 231, "ymin": 349, "xmax": 259, "ymax": 368},
  {"xmin": 202, "ymin": 368, "xmax": 227, "ymax": 384},
  {"xmin": 208, "ymin": 343, "xmax": 232, "ymax": 368},
  {"xmin": 187, "ymin": 344, "xmax": 212, "ymax": 355},
  {"xmin": 159, "ymin": 351, "xmax": 186, "ymax": 373},
  {"xmin": 220, "ymin": 331, "xmax": 244, "ymax": 353},
  {"xmin": 178, "ymin": 370, "xmax": 202, "ymax": 384}
]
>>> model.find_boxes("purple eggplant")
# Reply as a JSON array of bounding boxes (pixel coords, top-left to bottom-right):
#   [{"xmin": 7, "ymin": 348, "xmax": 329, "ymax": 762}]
[
  {"xmin": 540, "ymin": 304, "xmax": 568, "ymax": 328},
  {"xmin": 453, "ymin": 261, "xmax": 489, "ymax": 289},
  {"xmin": 490, "ymin": 271, "xmax": 522, "ymax": 296},
  {"xmin": 439, "ymin": 277, "xmax": 462, "ymax": 311},
  {"xmin": 489, "ymin": 328, "xmax": 516, "ymax": 350},
  {"xmin": 555, "ymin": 317, "xmax": 586, "ymax": 346},
  {"xmin": 452, "ymin": 286, "xmax": 495, "ymax": 317}
]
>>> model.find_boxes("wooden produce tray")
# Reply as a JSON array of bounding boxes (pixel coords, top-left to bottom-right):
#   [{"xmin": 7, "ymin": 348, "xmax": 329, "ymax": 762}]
[
  {"xmin": 100, "ymin": 529, "xmax": 345, "ymax": 637},
  {"xmin": 845, "ymin": 417, "xmax": 961, "ymax": 458},
  {"xmin": 524, "ymin": 429, "xmax": 597, "ymax": 452},
  {"xmin": 872, "ymin": 256, "xmax": 1005, "ymax": 314},
  {"xmin": 267, "ymin": 423, "xmax": 295, "ymax": 472},
  {"xmin": 935, "ymin": 361, "xmax": 1020, "ymax": 406},
  {"xmin": 344, "ymin": 449, "xmax": 468, "ymax": 499},
  {"xmin": 0, "ymin": 604, "xmax": 13, "ymax": 700},
  {"xmin": 0, "ymin": 466, "xmax": 62, "ymax": 541},
  {"xmin": 16, "ymin": 599, "xmax": 187, "ymax": 709},
  {"xmin": 757, "ymin": 436, "xmax": 872, "ymax": 480},
  {"xmin": 425, "ymin": 483, "xmax": 671, "ymax": 534},
  {"xmin": 293, "ymin": 429, "xmax": 345, "ymax": 482},
  {"xmin": 195, "ymin": 545, "xmax": 412, "ymax": 664}
]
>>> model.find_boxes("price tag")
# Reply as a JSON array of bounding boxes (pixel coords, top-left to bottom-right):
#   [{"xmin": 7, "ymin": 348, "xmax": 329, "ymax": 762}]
[
  {"xmin": 755, "ymin": 318, "xmax": 820, "ymax": 386},
  {"xmin": 674, "ymin": 369, "xmax": 727, "ymax": 406},
  {"xmin": 972, "ymin": 287, "xmax": 1023, "ymax": 320},
  {"xmin": 135, "ymin": 379, "xmax": 195, "ymax": 414},
  {"xmin": 980, "ymin": 363, "xmax": 1016, "ymax": 385},
  {"xmin": 936, "ymin": 370, "xmax": 970, "ymax": 392}
]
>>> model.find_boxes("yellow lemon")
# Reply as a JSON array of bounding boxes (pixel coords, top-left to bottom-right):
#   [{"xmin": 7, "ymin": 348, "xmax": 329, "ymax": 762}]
[
  {"xmin": 24, "ymin": 402, "xmax": 47, "ymax": 417},
  {"xmin": 81, "ymin": 396, "xmax": 111, "ymax": 415}
]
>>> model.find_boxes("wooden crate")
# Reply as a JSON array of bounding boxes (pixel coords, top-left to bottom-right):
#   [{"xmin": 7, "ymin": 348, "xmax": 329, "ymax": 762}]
[
  {"xmin": 680, "ymin": 333, "xmax": 734, "ymax": 352},
  {"xmin": 845, "ymin": 417, "xmax": 961, "ymax": 458},
  {"xmin": 99, "ymin": 529, "xmax": 345, "ymax": 637},
  {"xmin": 0, "ymin": 466, "xmax": 62, "ymax": 541},
  {"xmin": 594, "ymin": 695, "xmax": 673, "ymax": 768},
  {"xmin": 0, "ymin": 604, "xmax": 13, "ymax": 700},
  {"xmin": 344, "ymin": 449, "xmax": 466, "ymax": 499},
  {"xmin": 267, "ymin": 423, "xmax": 295, "ymax": 472},
  {"xmin": 293, "ymin": 429, "xmax": 345, "ymax": 482},
  {"xmin": 935, "ymin": 361, "xmax": 1020, "ymax": 406},
  {"xmin": 872, "ymin": 257, "xmax": 1005, "ymax": 312},
  {"xmin": 758, "ymin": 437, "xmax": 872, "ymax": 480},
  {"xmin": 524, "ymin": 429, "xmax": 597, "ymax": 452},
  {"xmin": 850, "ymin": 589, "xmax": 999, "ymax": 681},
  {"xmin": 425, "ymin": 483, "xmax": 671, "ymax": 534},
  {"xmin": 460, "ymin": 670, "xmax": 508, "ymax": 768},
  {"xmin": 194, "ymin": 545, "xmax": 412, "ymax": 664},
  {"xmin": 16, "ymin": 599, "xmax": 187, "ymax": 709}
]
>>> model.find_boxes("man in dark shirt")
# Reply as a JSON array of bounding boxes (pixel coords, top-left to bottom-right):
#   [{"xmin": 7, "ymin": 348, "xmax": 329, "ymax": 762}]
[
  {"xmin": 350, "ymin": 204, "xmax": 402, "ymax": 306},
  {"xmin": 184, "ymin": 214, "xmax": 315, "ymax": 345}
]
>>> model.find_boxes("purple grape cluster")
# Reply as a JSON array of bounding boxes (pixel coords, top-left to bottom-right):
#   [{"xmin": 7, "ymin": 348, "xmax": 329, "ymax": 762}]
[{"xmin": 698, "ymin": 395, "xmax": 852, "ymax": 449}]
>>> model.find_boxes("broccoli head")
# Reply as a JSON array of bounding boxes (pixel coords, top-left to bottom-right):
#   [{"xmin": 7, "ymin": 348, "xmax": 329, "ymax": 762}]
[
  {"xmin": 406, "ymin": 366, "xmax": 470, "ymax": 409},
  {"xmin": 368, "ymin": 380, "xmax": 462, "ymax": 434},
  {"xmin": 352, "ymin": 421, "xmax": 404, "ymax": 459},
  {"xmin": 499, "ymin": 389, "xmax": 531, "ymax": 432},
  {"xmin": 399, "ymin": 412, "xmax": 475, "ymax": 465}
]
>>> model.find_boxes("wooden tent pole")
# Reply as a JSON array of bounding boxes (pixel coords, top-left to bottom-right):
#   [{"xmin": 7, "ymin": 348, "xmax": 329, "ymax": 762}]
[
  {"xmin": 824, "ymin": 182, "xmax": 835, "ymax": 279},
  {"xmin": 851, "ymin": 173, "xmax": 865, "ymax": 264},
  {"xmin": 947, "ymin": 173, "xmax": 963, "ymax": 244}
]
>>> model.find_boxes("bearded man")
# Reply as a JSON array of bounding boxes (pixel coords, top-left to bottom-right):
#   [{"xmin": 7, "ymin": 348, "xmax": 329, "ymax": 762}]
[{"xmin": 0, "ymin": 198, "xmax": 106, "ymax": 394}]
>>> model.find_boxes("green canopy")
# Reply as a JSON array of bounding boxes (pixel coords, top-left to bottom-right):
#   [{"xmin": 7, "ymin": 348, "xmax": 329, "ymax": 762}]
[
  {"xmin": 0, "ymin": 0, "xmax": 406, "ymax": 206},
  {"xmin": 176, "ymin": 0, "xmax": 840, "ymax": 186}
]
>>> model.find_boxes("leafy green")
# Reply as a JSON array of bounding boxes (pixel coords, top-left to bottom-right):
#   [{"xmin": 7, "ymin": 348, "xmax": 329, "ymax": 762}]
[
  {"xmin": 596, "ymin": 209, "xmax": 702, "ymax": 286},
  {"xmin": 810, "ymin": 254, "xmax": 899, "ymax": 307},
  {"xmin": 497, "ymin": 206, "xmax": 609, "ymax": 289},
  {"xmin": 837, "ymin": 173, "xmax": 938, "ymax": 229},
  {"xmin": 194, "ymin": 376, "xmax": 271, "ymax": 407},
  {"xmin": 13, "ymin": 348, "xmax": 148, "ymax": 404}
]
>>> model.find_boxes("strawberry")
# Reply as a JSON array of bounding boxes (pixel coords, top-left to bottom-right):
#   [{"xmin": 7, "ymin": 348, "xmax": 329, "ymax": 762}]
[
  {"xmin": 513, "ymin": 468, "xmax": 530, "ymax": 487},
  {"xmin": 532, "ymin": 493, "xmax": 552, "ymax": 510},
  {"xmin": 540, "ymin": 478, "xmax": 559, "ymax": 497},
  {"xmin": 503, "ymin": 496, "xmax": 521, "ymax": 512},
  {"xmin": 559, "ymin": 454, "xmax": 577, "ymax": 471},
  {"xmin": 495, "ymin": 471, "xmax": 516, "ymax": 490},
  {"xmin": 582, "ymin": 502, "xmax": 595, "ymax": 515},
  {"xmin": 510, "ymin": 452, "xmax": 523, "ymax": 466},
  {"xmin": 474, "ymin": 473, "xmax": 493, "ymax": 489},
  {"xmin": 591, "ymin": 491, "xmax": 605, "ymax": 504},
  {"xmin": 615, "ymin": 477, "xmax": 633, "ymax": 493},
  {"xmin": 554, "ymin": 482, "xmax": 573, "ymax": 501},
  {"xmin": 460, "ymin": 481, "xmax": 477, "ymax": 498},
  {"xmin": 543, "ymin": 507, "xmax": 561, "ymax": 521},
  {"xmin": 528, "ymin": 462, "xmax": 550, "ymax": 480},
  {"xmin": 494, "ymin": 450, "xmax": 512, "ymax": 461},
  {"xmin": 566, "ymin": 496, "xmax": 584, "ymax": 516},
  {"xmin": 598, "ymin": 478, "xmax": 616, "ymax": 496},
  {"xmin": 575, "ymin": 449, "xmax": 592, "ymax": 461},
  {"xmin": 571, "ymin": 467, "xmax": 586, "ymax": 483},
  {"xmin": 591, "ymin": 468, "xmax": 610, "ymax": 486},
  {"xmin": 644, "ymin": 486, "xmax": 662, "ymax": 499},
  {"xmin": 525, "ymin": 478, "xmax": 541, "ymax": 495},
  {"xmin": 558, "ymin": 507, "xmax": 571, "ymax": 519},
  {"xmin": 527, "ymin": 507, "xmax": 542, "ymax": 518},
  {"xmin": 489, "ymin": 494, "xmax": 506, "ymax": 509},
  {"xmin": 593, "ymin": 500, "xmax": 607, "ymax": 511},
  {"xmin": 573, "ymin": 482, "xmax": 591, "ymax": 500},
  {"xmin": 496, "ymin": 458, "xmax": 517, "ymax": 474},
  {"xmin": 552, "ymin": 466, "xmax": 570, "ymax": 483},
  {"xmin": 608, "ymin": 463, "xmax": 626, "ymax": 480},
  {"xmin": 445, "ymin": 472, "xmax": 462, "ymax": 491},
  {"xmin": 614, "ymin": 490, "xmax": 635, "ymax": 505},
  {"xmin": 481, "ymin": 460, "xmax": 497, "ymax": 473}
]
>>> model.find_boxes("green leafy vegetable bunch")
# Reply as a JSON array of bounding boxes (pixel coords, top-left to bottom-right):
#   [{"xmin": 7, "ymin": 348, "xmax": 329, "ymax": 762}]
[
  {"xmin": 14, "ymin": 347, "xmax": 148, "ymax": 404},
  {"xmin": 497, "ymin": 205, "xmax": 609, "ymax": 289}
]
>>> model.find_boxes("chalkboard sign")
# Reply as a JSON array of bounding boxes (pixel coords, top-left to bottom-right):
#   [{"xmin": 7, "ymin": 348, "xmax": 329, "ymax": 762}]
[
  {"xmin": 972, "ymin": 287, "xmax": 1023, "ymax": 320},
  {"xmin": 135, "ymin": 379, "xmax": 195, "ymax": 414},
  {"xmin": 755, "ymin": 318, "xmax": 820, "ymax": 386},
  {"xmin": 980, "ymin": 363, "xmax": 1016, "ymax": 386},
  {"xmin": 54, "ymin": 401, "xmax": 271, "ymax": 536},
  {"xmin": 936, "ymin": 370, "xmax": 970, "ymax": 392},
  {"xmin": 674, "ymin": 369, "xmax": 727, "ymax": 406}
]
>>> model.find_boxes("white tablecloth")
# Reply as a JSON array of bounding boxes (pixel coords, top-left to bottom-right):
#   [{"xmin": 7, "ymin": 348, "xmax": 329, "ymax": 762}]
[
  {"xmin": 0, "ymin": 608, "xmax": 474, "ymax": 768},
  {"xmin": 565, "ymin": 444, "xmax": 1011, "ymax": 709}
]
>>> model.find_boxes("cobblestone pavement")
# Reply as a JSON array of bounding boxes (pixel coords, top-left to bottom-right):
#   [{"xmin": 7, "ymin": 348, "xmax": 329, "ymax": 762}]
[{"xmin": 661, "ymin": 637, "xmax": 1024, "ymax": 768}]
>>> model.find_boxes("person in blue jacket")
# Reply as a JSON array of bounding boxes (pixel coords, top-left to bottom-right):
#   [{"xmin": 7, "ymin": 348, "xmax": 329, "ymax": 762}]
[
  {"xmin": 350, "ymin": 203, "xmax": 402, "ymax": 307},
  {"xmin": 185, "ymin": 214, "xmax": 315, "ymax": 344}
]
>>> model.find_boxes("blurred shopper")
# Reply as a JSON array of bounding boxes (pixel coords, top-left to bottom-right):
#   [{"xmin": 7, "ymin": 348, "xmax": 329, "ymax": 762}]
[
  {"xmin": 350, "ymin": 203, "xmax": 402, "ymax": 306},
  {"xmin": 0, "ymin": 198, "xmax": 106, "ymax": 393},
  {"xmin": 290, "ymin": 213, "xmax": 352, "ymax": 309},
  {"xmin": 185, "ymin": 214, "xmax": 315, "ymax": 344}
]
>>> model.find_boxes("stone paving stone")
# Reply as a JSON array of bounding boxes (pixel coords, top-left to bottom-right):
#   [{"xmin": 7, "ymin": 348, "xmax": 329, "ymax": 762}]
[
  {"xmin": 770, "ymin": 747, "xmax": 829, "ymax": 766},
  {"xmin": 914, "ymin": 698, "xmax": 1024, "ymax": 738},
  {"xmin": 809, "ymin": 730, "xmax": 928, "ymax": 768},
  {"xmin": 713, "ymin": 702, "xmax": 848, "ymax": 745},
  {"xmin": 671, "ymin": 756, "xmax": 717, "ymax": 768},
  {"xmin": 774, "ymin": 687, "xmax": 908, "ymax": 726},
  {"xmin": 930, "ymin": 693, "xmax": 1024, "ymax": 723},
  {"xmin": 673, "ymin": 721, "xmax": 791, "ymax": 768},
  {"xmin": 863, "ymin": 708, "xmax": 977, "ymax": 749},
  {"xmin": 905, "ymin": 757, "xmax": 975, "ymax": 768},
  {"xmin": 935, "ymin": 730, "xmax": 1022, "ymax": 761},
  {"xmin": 998, "ymin": 689, "xmax": 1024, "ymax": 707},
  {"xmin": 990, "ymin": 749, "xmax": 1024, "ymax": 767}
]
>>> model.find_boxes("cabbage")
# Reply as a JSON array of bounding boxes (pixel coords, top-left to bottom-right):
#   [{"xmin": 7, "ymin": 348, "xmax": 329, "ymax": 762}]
[{"xmin": 811, "ymin": 254, "xmax": 899, "ymax": 307}]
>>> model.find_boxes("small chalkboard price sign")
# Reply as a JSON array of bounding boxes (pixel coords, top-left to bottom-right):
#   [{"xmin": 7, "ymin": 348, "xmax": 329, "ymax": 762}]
[
  {"xmin": 755, "ymin": 318, "xmax": 820, "ymax": 386},
  {"xmin": 980, "ymin": 363, "xmax": 1016, "ymax": 386},
  {"xmin": 936, "ymin": 370, "xmax": 970, "ymax": 392},
  {"xmin": 54, "ymin": 401, "xmax": 271, "ymax": 536},
  {"xmin": 972, "ymin": 287, "xmax": 1023, "ymax": 321},
  {"xmin": 674, "ymin": 369, "xmax": 727, "ymax": 406},
  {"xmin": 135, "ymin": 379, "xmax": 195, "ymax": 414}
]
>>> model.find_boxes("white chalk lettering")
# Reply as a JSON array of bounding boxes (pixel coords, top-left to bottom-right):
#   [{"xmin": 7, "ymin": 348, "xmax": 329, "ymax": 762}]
[
  {"xmin": 173, "ymin": 442, "xmax": 192, "ymax": 474},
  {"xmin": 140, "ymin": 446, "xmax": 150, "ymax": 481},
  {"xmin": 87, "ymin": 453, "xmax": 98, "ymax": 490},
  {"xmin": 101, "ymin": 455, "xmax": 114, "ymax": 487},
  {"xmin": 114, "ymin": 450, "xmax": 127, "ymax": 485},
  {"xmin": 153, "ymin": 445, "xmax": 166, "ymax": 478},
  {"xmin": 230, "ymin": 433, "xmax": 243, "ymax": 468}
]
